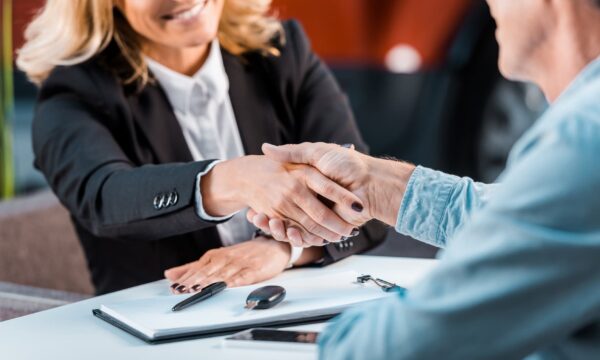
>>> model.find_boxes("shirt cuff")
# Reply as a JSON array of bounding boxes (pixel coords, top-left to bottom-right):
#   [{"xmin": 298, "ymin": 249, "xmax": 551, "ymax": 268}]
[
  {"xmin": 395, "ymin": 165, "xmax": 461, "ymax": 248},
  {"xmin": 286, "ymin": 245, "xmax": 304, "ymax": 269},
  {"xmin": 195, "ymin": 160, "xmax": 238, "ymax": 222}
]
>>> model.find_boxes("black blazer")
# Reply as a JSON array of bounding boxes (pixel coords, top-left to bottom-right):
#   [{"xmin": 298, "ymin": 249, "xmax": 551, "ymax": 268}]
[{"xmin": 33, "ymin": 21, "xmax": 387, "ymax": 295}]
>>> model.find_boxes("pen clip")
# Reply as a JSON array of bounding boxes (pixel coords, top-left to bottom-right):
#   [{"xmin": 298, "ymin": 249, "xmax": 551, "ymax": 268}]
[{"xmin": 355, "ymin": 274, "xmax": 405, "ymax": 293}]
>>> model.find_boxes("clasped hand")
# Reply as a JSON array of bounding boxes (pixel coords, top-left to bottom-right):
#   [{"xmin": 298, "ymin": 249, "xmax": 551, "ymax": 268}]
[
  {"xmin": 247, "ymin": 143, "xmax": 379, "ymax": 247},
  {"xmin": 201, "ymin": 155, "xmax": 368, "ymax": 246}
]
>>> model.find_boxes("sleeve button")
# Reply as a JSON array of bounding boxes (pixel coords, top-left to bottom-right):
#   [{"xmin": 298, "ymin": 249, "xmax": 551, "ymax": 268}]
[{"xmin": 153, "ymin": 193, "xmax": 164, "ymax": 210}]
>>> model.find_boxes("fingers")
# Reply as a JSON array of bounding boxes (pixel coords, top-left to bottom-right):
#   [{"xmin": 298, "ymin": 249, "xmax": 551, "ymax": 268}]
[
  {"xmin": 269, "ymin": 218, "xmax": 287, "ymax": 241},
  {"xmin": 287, "ymin": 226, "xmax": 325, "ymax": 247},
  {"xmin": 247, "ymin": 209, "xmax": 274, "ymax": 237},
  {"xmin": 226, "ymin": 268, "xmax": 259, "ymax": 288},
  {"xmin": 286, "ymin": 226, "xmax": 303, "ymax": 246},
  {"xmin": 287, "ymin": 201, "xmax": 345, "ymax": 242},
  {"xmin": 303, "ymin": 166, "xmax": 364, "ymax": 223},
  {"xmin": 253, "ymin": 213, "xmax": 271, "ymax": 233},
  {"xmin": 172, "ymin": 255, "xmax": 222, "ymax": 293},
  {"xmin": 170, "ymin": 268, "xmax": 197, "ymax": 294},
  {"xmin": 291, "ymin": 186, "xmax": 355, "ymax": 239},
  {"xmin": 164, "ymin": 262, "xmax": 192, "ymax": 282},
  {"xmin": 184, "ymin": 264, "xmax": 243, "ymax": 291},
  {"xmin": 249, "ymin": 212, "xmax": 325, "ymax": 247},
  {"xmin": 262, "ymin": 142, "xmax": 328, "ymax": 165},
  {"xmin": 246, "ymin": 208, "xmax": 257, "ymax": 223}
]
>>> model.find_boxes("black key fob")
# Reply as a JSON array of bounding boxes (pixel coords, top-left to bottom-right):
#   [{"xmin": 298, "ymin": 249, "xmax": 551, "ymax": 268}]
[{"xmin": 245, "ymin": 285, "xmax": 286, "ymax": 310}]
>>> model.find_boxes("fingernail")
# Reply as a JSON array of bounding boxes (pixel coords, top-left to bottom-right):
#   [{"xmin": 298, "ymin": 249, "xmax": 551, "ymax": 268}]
[
  {"xmin": 352, "ymin": 202, "xmax": 364, "ymax": 212},
  {"xmin": 339, "ymin": 236, "xmax": 348, "ymax": 241},
  {"xmin": 350, "ymin": 228, "xmax": 360, "ymax": 237},
  {"xmin": 323, "ymin": 240, "xmax": 330, "ymax": 245},
  {"xmin": 191, "ymin": 284, "xmax": 201, "ymax": 292},
  {"xmin": 175, "ymin": 285, "xmax": 186, "ymax": 293},
  {"xmin": 170, "ymin": 283, "xmax": 180, "ymax": 289},
  {"xmin": 341, "ymin": 144, "xmax": 354, "ymax": 149}
]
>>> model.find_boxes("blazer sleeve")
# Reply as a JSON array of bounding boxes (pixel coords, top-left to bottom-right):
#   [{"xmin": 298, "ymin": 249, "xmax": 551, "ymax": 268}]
[
  {"xmin": 279, "ymin": 20, "xmax": 389, "ymax": 263},
  {"xmin": 33, "ymin": 65, "xmax": 224, "ymax": 241}
]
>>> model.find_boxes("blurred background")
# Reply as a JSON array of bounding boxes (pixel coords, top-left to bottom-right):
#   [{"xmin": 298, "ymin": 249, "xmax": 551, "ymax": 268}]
[{"xmin": 0, "ymin": 0, "xmax": 547, "ymax": 319}]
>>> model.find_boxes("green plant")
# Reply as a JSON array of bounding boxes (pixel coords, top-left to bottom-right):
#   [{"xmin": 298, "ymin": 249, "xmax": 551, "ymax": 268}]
[{"xmin": 0, "ymin": 0, "xmax": 14, "ymax": 199}]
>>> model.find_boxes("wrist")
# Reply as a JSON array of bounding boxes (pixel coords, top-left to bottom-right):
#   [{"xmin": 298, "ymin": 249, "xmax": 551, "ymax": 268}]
[
  {"xmin": 294, "ymin": 246, "xmax": 324, "ymax": 266},
  {"xmin": 200, "ymin": 159, "xmax": 245, "ymax": 216},
  {"xmin": 365, "ymin": 156, "xmax": 415, "ymax": 226},
  {"xmin": 272, "ymin": 238, "xmax": 293, "ymax": 263}
]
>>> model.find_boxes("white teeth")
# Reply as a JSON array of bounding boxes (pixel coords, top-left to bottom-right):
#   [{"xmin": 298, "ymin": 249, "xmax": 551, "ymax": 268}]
[{"xmin": 172, "ymin": 1, "xmax": 207, "ymax": 20}]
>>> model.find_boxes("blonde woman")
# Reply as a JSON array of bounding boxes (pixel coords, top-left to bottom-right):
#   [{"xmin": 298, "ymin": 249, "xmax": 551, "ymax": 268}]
[{"xmin": 17, "ymin": 0, "xmax": 386, "ymax": 295}]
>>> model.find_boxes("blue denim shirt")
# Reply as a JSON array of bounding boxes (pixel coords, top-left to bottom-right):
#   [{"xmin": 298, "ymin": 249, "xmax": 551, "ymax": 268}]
[{"xmin": 319, "ymin": 58, "xmax": 600, "ymax": 360}]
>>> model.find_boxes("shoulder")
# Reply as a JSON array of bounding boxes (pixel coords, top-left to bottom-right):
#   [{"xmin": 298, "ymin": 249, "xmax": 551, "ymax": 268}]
[
  {"xmin": 255, "ymin": 19, "xmax": 316, "ymax": 80},
  {"xmin": 38, "ymin": 56, "xmax": 124, "ymax": 111},
  {"xmin": 550, "ymin": 80, "xmax": 600, "ymax": 151},
  {"xmin": 510, "ymin": 78, "xmax": 600, "ymax": 166},
  {"xmin": 279, "ymin": 19, "xmax": 312, "ymax": 56}
]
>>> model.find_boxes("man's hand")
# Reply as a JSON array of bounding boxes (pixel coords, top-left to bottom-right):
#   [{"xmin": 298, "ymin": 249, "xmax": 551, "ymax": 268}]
[
  {"xmin": 262, "ymin": 142, "xmax": 416, "ymax": 228},
  {"xmin": 201, "ymin": 155, "xmax": 365, "ymax": 245},
  {"xmin": 163, "ymin": 237, "xmax": 291, "ymax": 293}
]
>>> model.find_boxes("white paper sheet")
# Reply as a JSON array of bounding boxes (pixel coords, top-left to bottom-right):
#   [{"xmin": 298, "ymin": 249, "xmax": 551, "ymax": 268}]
[{"xmin": 100, "ymin": 271, "xmax": 397, "ymax": 339}]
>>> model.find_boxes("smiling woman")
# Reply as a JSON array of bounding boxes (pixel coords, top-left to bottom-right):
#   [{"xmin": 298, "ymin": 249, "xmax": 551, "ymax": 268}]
[
  {"xmin": 17, "ymin": 0, "xmax": 281, "ymax": 85},
  {"xmin": 14, "ymin": 0, "xmax": 386, "ymax": 295}
]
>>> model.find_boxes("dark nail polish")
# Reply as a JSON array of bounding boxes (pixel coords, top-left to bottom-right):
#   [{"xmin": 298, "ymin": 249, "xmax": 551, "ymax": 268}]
[
  {"xmin": 339, "ymin": 236, "xmax": 348, "ymax": 242},
  {"xmin": 341, "ymin": 143, "xmax": 354, "ymax": 149},
  {"xmin": 350, "ymin": 228, "xmax": 360, "ymax": 237},
  {"xmin": 352, "ymin": 202, "xmax": 364, "ymax": 212},
  {"xmin": 170, "ymin": 283, "xmax": 180, "ymax": 289},
  {"xmin": 175, "ymin": 285, "xmax": 186, "ymax": 292},
  {"xmin": 191, "ymin": 284, "xmax": 201, "ymax": 292}
]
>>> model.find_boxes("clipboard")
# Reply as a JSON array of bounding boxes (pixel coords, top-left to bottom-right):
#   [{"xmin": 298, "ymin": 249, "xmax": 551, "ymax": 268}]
[
  {"xmin": 93, "ymin": 308, "xmax": 337, "ymax": 344},
  {"xmin": 92, "ymin": 271, "xmax": 397, "ymax": 344}
]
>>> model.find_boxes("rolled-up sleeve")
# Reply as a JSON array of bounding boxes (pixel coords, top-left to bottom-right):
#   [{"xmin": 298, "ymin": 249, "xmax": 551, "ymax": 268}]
[{"xmin": 396, "ymin": 166, "xmax": 496, "ymax": 248}]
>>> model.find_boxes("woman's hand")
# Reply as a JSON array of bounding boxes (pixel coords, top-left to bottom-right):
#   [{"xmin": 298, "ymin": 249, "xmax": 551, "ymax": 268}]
[
  {"xmin": 245, "ymin": 208, "xmax": 337, "ymax": 247},
  {"xmin": 164, "ymin": 237, "xmax": 291, "ymax": 294},
  {"xmin": 201, "ymin": 155, "xmax": 364, "ymax": 245},
  {"xmin": 261, "ymin": 142, "xmax": 416, "ymax": 230}
]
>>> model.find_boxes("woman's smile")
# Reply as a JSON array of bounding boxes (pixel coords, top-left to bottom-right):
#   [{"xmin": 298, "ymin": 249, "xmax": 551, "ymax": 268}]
[{"xmin": 161, "ymin": 0, "xmax": 210, "ymax": 24}]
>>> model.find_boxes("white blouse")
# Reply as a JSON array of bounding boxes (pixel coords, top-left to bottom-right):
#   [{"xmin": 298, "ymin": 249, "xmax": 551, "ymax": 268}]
[
  {"xmin": 146, "ymin": 40, "xmax": 253, "ymax": 246},
  {"xmin": 146, "ymin": 40, "xmax": 304, "ymax": 266}
]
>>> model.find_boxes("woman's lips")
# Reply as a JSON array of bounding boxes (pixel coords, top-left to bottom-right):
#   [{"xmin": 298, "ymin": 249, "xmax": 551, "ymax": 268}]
[{"xmin": 161, "ymin": 0, "xmax": 209, "ymax": 21}]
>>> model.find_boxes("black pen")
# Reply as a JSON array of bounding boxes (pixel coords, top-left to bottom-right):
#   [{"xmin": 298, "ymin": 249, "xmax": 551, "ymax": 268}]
[{"xmin": 171, "ymin": 281, "xmax": 227, "ymax": 312}]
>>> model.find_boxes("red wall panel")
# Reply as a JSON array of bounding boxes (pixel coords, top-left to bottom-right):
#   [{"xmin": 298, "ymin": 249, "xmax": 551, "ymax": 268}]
[{"xmin": 13, "ymin": 0, "xmax": 473, "ymax": 70}]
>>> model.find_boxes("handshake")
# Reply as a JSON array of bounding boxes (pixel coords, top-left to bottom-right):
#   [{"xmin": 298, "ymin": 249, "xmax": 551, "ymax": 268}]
[
  {"xmin": 203, "ymin": 142, "xmax": 416, "ymax": 248},
  {"xmin": 166, "ymin": 142, "xmax": 417, "ymax": 292}
]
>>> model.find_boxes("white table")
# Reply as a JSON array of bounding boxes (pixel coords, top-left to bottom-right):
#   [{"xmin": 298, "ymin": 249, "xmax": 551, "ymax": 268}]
[{"xmin": 0, "ymin": 255, "xmax": 437, "ymax": 360}]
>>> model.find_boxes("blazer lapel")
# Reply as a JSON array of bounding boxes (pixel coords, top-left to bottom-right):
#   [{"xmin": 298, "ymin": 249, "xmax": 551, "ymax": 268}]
[
  {"xmin": 127, "ymin": 84, "xmax": 194, "ymax": 164},
  {"xmin": 128, "ymin": 51, "xmax": 284, "ymax": 163},
  {"xmin": 222, "ymin": 50, "xmax": 283, "ymax": 155}
]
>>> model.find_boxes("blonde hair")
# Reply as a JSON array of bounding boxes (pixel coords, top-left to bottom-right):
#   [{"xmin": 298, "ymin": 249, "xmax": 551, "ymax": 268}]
[{"xmin": 17, "ymin": 0, "xmax": 283, "ymax": 87}]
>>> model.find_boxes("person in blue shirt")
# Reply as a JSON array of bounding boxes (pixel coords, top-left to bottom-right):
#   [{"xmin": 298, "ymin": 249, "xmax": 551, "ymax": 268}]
[{"xmin": 247, "ymin": 0, "xmax": 600, "ymax": 358}]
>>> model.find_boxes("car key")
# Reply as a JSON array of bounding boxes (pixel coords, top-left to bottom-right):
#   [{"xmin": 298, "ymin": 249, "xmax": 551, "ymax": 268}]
[{"xmin": 245, "ymin": 285, "xmax": 286, "ymax": 310}]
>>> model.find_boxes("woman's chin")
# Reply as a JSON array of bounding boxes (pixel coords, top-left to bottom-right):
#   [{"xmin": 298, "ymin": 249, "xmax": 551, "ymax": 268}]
[{"xmin": 179, "ymin": 36, "xmax": 217, "ymax": 49}]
